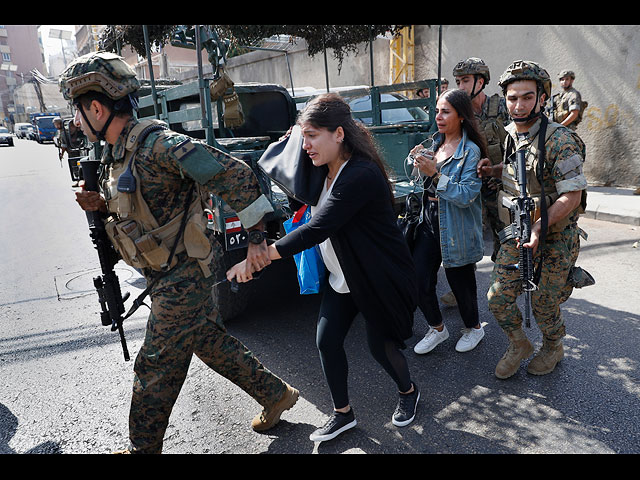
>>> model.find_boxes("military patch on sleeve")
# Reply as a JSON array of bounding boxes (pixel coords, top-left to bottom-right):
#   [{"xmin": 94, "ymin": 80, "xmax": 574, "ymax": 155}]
[{"xmin": 170, "ymin": 139, "xmax": 225, "ymax": 184}]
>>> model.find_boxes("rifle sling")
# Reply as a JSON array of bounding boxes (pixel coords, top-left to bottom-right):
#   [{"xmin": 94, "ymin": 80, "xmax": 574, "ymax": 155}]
[{"xmin": 533, "ymin": 115, "xmax": 549, "ymax": 286}]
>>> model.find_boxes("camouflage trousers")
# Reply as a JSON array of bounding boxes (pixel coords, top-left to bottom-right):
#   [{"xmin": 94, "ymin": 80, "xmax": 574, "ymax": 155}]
[
  {"xmin": 487, "ymin": 225, "xmax": 580, "ymax": 340},
  {"xmin": 128, "ymin": 256, "xmax": 287, "ymax": 454}
]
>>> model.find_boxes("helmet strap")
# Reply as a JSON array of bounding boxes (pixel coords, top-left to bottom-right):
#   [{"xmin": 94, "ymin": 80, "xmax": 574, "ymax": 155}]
[
  {"xmin": 469, "ymin": 75, "xmax": 485, "ymax": 100},
  {"xmin": 97, "ymin": 110, "xmax": 117, "ymax": 141},
  {"xmin": 512, "ymin": 87, "xmax": 542, "ymax": 123},
  {"xmin": 77, "ymin": 101, "xmax": 116, "ymax": 141}
]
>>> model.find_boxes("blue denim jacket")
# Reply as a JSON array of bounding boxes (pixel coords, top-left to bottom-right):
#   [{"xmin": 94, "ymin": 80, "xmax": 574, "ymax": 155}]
[{"xmin": 430, "ymin": 129, "xmax": 484, "ymax": 268}]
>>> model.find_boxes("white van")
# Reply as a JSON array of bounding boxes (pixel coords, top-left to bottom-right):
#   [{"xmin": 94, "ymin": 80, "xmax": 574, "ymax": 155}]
[{"xmin": 15, "ymin": 123, "xmax": 32, "ymax": 139}]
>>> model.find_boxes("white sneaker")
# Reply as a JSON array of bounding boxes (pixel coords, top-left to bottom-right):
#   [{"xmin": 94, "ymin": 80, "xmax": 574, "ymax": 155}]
[
  {"xmin": 414, "ymin": 325, "xmax": 449, "ymax": 354},
  {"xmin": 455, "ymin": 326, "xmax": 485, "ymax": 352}
]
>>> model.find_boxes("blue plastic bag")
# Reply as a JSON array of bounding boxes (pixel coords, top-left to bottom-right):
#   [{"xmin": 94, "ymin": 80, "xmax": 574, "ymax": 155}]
[{"xmin": 283, "ymin": 205, "xmax": 326, "ymax": 295}]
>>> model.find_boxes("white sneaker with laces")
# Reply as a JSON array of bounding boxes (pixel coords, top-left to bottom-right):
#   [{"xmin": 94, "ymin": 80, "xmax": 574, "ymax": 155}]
[
  {"xmin": 414, "ymin": 325, "xmax": 449, "ymax": 354},
  {"xmin": 455, "ymin": 325, "xmax": 485, "ymax": 352}
]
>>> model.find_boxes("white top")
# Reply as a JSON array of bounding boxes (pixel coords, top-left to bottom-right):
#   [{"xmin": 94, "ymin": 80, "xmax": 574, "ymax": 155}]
[{"xmin": 310, "ymin": 161, "xmax": 350, "ymax": 293}]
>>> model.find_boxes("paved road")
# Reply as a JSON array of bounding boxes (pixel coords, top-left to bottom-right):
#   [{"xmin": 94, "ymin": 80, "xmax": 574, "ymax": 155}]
[{"xmin": 1, "ymin": 138, "xmax": 639, "ymax": 454}]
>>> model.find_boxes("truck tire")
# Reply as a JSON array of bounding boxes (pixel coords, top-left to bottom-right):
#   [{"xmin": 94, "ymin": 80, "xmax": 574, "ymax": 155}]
[{"xmin": 211, "ymin": 247, "xmax": 253, "ymax": 323}]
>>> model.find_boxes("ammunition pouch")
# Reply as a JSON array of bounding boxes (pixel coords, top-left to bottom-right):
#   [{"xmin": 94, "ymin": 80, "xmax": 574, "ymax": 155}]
[
  {"xmin": 222, "ymin": 91, "xmax": 244, "ymax": 127},
  {"xmin": 210, "ymin": 70, "xmax": 244, "ymax": 128},
  {"xmin": 552, "ymin": 94, "xmax": 569, "ymax": 124},
  {"xmin": 210, "ymin": 71, "xmax": 234, "ymax": 100},
  {"xmin": 105, "ymin": 194, "xmax": 212, "ymax": 276},
  {"xmin": 480, "ymin": 94, "xmax": 507, "ymax": 167},
  {"xmin": 567, "ymin": 265, "xmax": 595, "ymax": 288}
]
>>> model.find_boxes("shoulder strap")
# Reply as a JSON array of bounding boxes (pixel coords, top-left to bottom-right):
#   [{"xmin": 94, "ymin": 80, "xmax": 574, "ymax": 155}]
[
  {"xmin": 118, "ymin": 121, "xmax": 169, "ymax": 194},
  {"xmin": 125, "ymin": 119, "xmax": 167, "ymax": 151}
]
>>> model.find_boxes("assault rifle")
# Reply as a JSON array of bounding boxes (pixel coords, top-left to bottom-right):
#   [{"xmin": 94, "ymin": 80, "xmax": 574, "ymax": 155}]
[
  {"xmin": 79, "ymin": 158, "xmax": 131, "ymax": 361},
  {"xmin": 498, "ymin": 149, "xmax": 537, "ymax": 328}
]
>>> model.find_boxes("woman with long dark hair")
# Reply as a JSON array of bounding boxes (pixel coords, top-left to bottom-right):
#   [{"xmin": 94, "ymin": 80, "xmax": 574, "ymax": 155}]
[
  {"xmin": 227, "ymin": 93, "xmax": 419, "ymax": 442},
  {"xmin": 410, "ymin": 88, "xmax": 488, "ymax": 355}
]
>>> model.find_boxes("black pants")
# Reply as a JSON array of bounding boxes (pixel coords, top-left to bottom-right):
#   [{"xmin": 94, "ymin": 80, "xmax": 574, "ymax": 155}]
[
  {"xmin": 412, "ymin": 199, "xmax": 479, "ymax": 329},
  {"xmin": 316, "ymin": 286, "xmax": 412, "ymax": 410}
]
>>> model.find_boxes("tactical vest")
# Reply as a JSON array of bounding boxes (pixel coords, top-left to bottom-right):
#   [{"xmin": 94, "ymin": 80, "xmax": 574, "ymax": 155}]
[
  {"xmin": 479, "ymin": 94, "xmax": 508, "ymax": 166},
  {"xmin": 102, "ymin": 120, "xmax": 214, "ymax": 277},
  {"xmin": 552, "ymin": 93, "xmax": 570, "ymax": 124},
  {"xmin": 498, "ymin": 121, "xmax": 586, "ymax": 234},
  {"xmin": 552, "ymin": 89, "xmax": 588, "ymax": 127}
]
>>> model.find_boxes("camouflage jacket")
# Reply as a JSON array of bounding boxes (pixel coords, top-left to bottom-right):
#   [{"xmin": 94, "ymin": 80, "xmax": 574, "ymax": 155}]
[{"xmin": 101, "ymin": 117, "xmax": 273, "ymax": 276}]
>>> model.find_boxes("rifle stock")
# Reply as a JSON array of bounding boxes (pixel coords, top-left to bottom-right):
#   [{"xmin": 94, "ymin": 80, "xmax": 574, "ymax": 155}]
[{"xmin": 80, "ymin": 158, "xmax": 130, "ymax": 361}]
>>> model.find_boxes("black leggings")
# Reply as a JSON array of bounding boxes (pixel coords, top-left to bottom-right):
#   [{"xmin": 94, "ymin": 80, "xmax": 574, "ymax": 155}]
[
  {"xmin": 412, "ymin": 199, "xmax": 479, "ymax": 329},
  {"xmin": 316, "ymin": 286, "xmax": 412, "ymax": 410}
]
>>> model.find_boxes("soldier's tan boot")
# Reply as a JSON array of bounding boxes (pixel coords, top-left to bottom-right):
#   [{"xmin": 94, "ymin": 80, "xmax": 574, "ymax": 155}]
[
  {"xmin": 495, "ymin": 328, "xmax": 534, "ymax": 379},
  {"xmin": 251, "ymin": 383, "xmax": 299, "ymax": 432},
  {"xmin": 527, "ymin": 338, "xmax": 564, "ymax": 375}
]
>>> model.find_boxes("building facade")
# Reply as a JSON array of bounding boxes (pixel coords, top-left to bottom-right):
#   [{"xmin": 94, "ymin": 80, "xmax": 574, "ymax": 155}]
[{"xmin": 0, "ymin": 25, "xmax": 47, "ymax": 127}]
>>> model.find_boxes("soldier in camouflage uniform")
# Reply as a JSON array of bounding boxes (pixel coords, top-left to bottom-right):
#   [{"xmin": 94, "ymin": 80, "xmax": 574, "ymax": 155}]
[
  {"xmin": 480, "ymin": 60, "xmax": 589, "ymax": 379},
  {"xmin": 59, "ymin": 51, "xmax": 298, "ymax": 453},
  {"xmin": 55, "ymin": 117, "xmax": 87, "ymax": 186},
  {"xmin": 454, "ymin": 58, "xmax": 510, "ymax": 263},
  {"xmin": 550, "ymin": 70, "xmax": 583, "ymax": 131}
]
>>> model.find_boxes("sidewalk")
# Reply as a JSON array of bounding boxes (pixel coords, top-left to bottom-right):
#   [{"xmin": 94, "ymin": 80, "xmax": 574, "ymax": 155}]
[{"xmin": 584, "ymin": 186, "xmax": 640, "ymax": 226}]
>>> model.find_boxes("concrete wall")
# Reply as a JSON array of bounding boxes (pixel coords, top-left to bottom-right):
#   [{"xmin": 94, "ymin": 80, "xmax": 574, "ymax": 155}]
[
  {"xmin": 224, "ymin": 37, "xmax": 390, "ymax": 96},
  {"xmin": 414, "ymin": 25, "xmax": 640, "ymax": 188},
  {"xmin": 181, "ymin": 25, "xmax": 639, "ymax": 188}
]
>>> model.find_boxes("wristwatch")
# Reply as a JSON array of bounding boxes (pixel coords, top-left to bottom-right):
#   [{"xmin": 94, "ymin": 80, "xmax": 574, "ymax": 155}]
[{"xmin": 248, "ymin": 230, "xmax": 267, "ymax": 245}]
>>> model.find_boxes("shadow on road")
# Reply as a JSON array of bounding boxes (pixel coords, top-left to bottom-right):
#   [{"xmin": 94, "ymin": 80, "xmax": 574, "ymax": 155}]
[{"xmin": 224, "ymin": 245, "xmax": 640, "ymax": 454}]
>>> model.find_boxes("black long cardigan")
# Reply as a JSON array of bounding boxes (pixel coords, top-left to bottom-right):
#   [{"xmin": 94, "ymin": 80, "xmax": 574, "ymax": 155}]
[{"xmin": 274, "ymin": 155, "xmax": 418, "ymax": 347}]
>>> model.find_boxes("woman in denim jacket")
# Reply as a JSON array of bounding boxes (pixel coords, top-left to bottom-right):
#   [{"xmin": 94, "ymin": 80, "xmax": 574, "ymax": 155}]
[{"xmin": 410, "ymin": 88, "xmax": 488, "ymax": 355}]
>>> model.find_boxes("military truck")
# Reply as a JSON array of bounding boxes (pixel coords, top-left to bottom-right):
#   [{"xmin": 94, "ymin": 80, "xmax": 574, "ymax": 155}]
[
  {"xmin": 135, "ymin": 25, "xmax": 437, "ymax": 320},
  {"xmin": 30, "ymin": 112, "xmax": 62, "ymax": 143}
]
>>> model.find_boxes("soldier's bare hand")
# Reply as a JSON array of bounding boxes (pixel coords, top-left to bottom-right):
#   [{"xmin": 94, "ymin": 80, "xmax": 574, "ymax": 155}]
[
  {"xmin": 246, "ymin": 240, "xmax": 271, "ymax": 273},
  {"xmin": 477, "ymin": 158, "xmax": 492, "ymax": 178},
  {"xmin": 521, "ymin": 225, "xmax": 540, "ymax": 255},
  {"xmin": 227, "ymin": 260, "xmax": 255, "ymax": 283},
  {"xmin": 75, "ymin": 188, "xmax": 107, "ymax": 212}
]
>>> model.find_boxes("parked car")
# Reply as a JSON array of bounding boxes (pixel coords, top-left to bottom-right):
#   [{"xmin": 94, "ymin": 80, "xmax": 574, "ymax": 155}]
[
  {"xmin": 15, "ymin": 123, "xmax": 32, "ymax": 139},
  {"xmin": 348, "ymin": 92, "xmax": 431, "ymax": 125},
  {"xmin": 24, "ymin": 126, "xmax": 37, "ymax": 141},
  {"xmin": 291, "ymin": 87, "xmax": 431, "ymax": 126},
  {"xmin": 0, "ymin": 127, "xmax": 15, "ymax": 146}
]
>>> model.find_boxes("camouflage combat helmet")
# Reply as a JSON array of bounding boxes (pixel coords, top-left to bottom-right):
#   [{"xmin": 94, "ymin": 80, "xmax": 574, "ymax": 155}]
[
  {"xmin": 498, "ymin": 60, "xmax": 552, "ymax": 99},
  {"xmin": 558, "ymin": 70, "xmax": 575, "ymax": 79},
  {"xmin": 59, "ymin": 51, "xmax": 140, "ymax": 102},
  {"xmin": 453, "ymin": 57, "xmax": 491, "ymax": 84},
  {"xmin": 59, "ymin": 51, "xmax": 140, "ymax": 141}
]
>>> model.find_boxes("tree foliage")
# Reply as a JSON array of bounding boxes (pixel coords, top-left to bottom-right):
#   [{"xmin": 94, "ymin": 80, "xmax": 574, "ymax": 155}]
[
  {"xmin": 99, "ymin": 25, "xmax": 177, "ymax": 56},
  {"xmin": 100, "ymin": 25, "xmax": 409, "ymax": 70},
  {"xmin": 216, "ymin": 25, "xmax": 408, "ymax": 69}
]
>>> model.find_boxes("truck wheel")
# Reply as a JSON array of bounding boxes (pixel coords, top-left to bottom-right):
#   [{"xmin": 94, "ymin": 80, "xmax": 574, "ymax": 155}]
[{"xmin": 211, "ymin": 248, "xmax": 253, "ymax": 323}]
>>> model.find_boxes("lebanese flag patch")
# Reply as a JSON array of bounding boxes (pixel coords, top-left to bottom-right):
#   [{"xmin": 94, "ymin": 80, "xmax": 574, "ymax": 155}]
[{"xmin": 225, "ymin": 216, "xmax": 242, "ymax": 233}]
